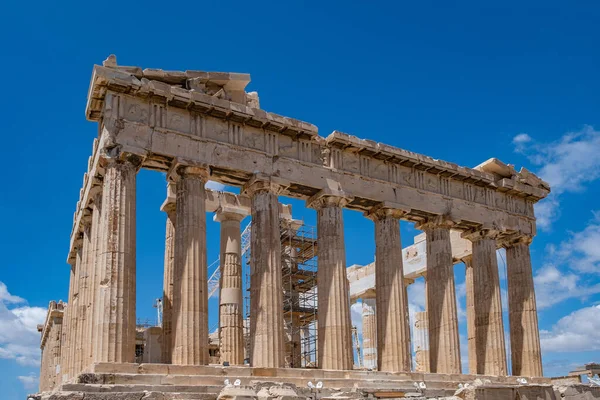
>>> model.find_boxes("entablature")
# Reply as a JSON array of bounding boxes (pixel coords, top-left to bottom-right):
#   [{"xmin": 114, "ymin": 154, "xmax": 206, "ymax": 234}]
[{"xmin": 70, "ymin": 57, "xmax": 551, "ymax": 262}]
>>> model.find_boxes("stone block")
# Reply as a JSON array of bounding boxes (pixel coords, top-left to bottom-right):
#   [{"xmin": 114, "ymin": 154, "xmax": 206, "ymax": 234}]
[{"xmin": 218, "ymin": 386, "xmax": 258, "ymax": 400}]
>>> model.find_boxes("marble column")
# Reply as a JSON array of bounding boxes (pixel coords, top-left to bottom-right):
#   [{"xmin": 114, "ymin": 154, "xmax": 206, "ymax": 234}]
[
  {"xmin": 301, "ymin": 326, "xmax": 312, "ymax": 367},
  {"xmin": 244, "ymin": 178, "xmax": 285, "ymax": 368},
  {"xmin": 308, "ymin": 192, "xmax": 353, "ymax": 370},
  {"xmin": 464, "ymin": 229, "xmax": 507, "ymax": 376},
  {"xmin": 93, "ymin": 157, "xmax": 138, "ymax": 363},
  {"xmin": 286, "ymin": 316, "xmax": 302, "ymax": 368},
  {"xmin": 75, "ymin": 222, "xmax": 92, "ymax": 374},
  {"xmin": 215, "ymin": 207, "xmax": 247, "ymax": 366},
  {"xmin": 464, "ymin": 256, "xmax": 477, "ymax": 375},
  {"xmin": 86, "ymin": 192, "xmax": 102, "ymax": 368},
  {"xmin": 417, "ymin": 217, "xmax": 461, "ymax": 374},
  {"xmin": 161, "ymin": 183, "xmax": 176, "ymax": 364},
  {"xmin": 504, "ymin": 236, "xmax": 543, "ymax": 377},
  {"xmin": 414, "ymin": 310, "xmax": 430, "ymax": 373},
  {"xmin": 171, "ymin": 166, "xmax": 209, "ymax": 365},
  {"xmin": 370, "ymin": 208, "xmax": 411, "ymax": 372},
  {"xmin": 361, "ymin": 298, "xmax": 377, "ymax": 370},
  {"xmin": 52, "ymin": 309, "xmax": 64, "ymax": 389},
  {"xmin": 68, "ymin": 248, "xmax": 82, "ymax": 378},
  {"xmin": 60, "ymin": 263, "xmax": 75, "ymax": 382}
]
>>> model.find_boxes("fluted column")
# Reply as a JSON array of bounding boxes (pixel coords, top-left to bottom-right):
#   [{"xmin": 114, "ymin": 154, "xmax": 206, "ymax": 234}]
[
  {"xmin": 464, "ymin": 256, "xmax": 477, "ymax": 375},
  {"xmin": 369, "ymin": 207, "xmax": 411, "ymax": 372},
  {"xmin": 215, "ymin": 207, "xmax": 247, "ymax": 365},
  {"xmin": 60, "ymin": 263, "xmax": 75, "ymax": 382},
  {"xmin": 171, "ymin": 165, "xmax": 209, "ymax": 365},
  {"xmin": 283, "ymin": 242, "xmax": 302, "ymax": 368},
  {"xmin": 504, "ymin": 236, "xmax": 543, "ymax": 377},
  {"xmin": 52, "ymin": 308, "xmax": 64, "ymax": 390},
  {"xmin": 74, "ymin": 222, "xmax": 92, "ymax": 374},
  {"xmin": 86, "ymin": 192, "xmax": 102, "ymax": 368},
  {"xmin": 361, "ymin": 298, "xmax": 377, "ymax": 370},
  {"xmin": 417, "ymin": 217, "xmax": 461, "ymax": 374},
  {"xmin": 414, "ymin": 310, "xmax": 430, "ymax": 372},
  {"xmin": 93, "ymin": 156, "xmax": 139, "ymax": 363},
  {"xmin": 464, "ymin": 229, "xmax": 507, "ymax": 376},
  {"xmin": 244, "ymin": 177, "xmax": 285, "ymax": 368},
  {"xmin": 161, "ymin": 183, "xmax": 176, "ymax": 364},
  {"xmin": 67, "ymin": 248, "xmax": 82, "ymax": 378},
  {"xmin": 308, "ymin": 191, "xmax": 353, "ymax": 370}
]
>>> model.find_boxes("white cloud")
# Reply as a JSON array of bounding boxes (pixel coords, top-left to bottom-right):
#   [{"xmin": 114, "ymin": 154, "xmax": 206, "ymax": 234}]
[
  {"xmin": 533, "ymin": 265, "xmax": 600, "ymax": 309},
  {"xmin": 512, "ymin": 133, "xmax": 532, "ymax": 153},
  {"xmin": 540, "ymin": 304, "xmax": 600, "ymax": 352},
  {"xmin": 454, "ymin": 282, "xmax": 467, "ymax": 321},
  {"xmin": 407, "ymin": 279, "xmax": 426, "ymax": 312},
  {"xmin": 533, "ymin": 197, "xmax": 561, "ymax": 231},
  {"xmin": 17, "ymin": 374, "xmax": 39, "ymax": 391},
  {"xmin": 513, "ymin": 133, "xmax": 532, "ymax": 144},
  {"xmin": 0, "ymin": 282, "xmax": 25, "ymax": 304},
  {"xmin": 553, "ymin": 212, "xmax": 600, "ymax": 274},
  {"xmin": 205, "ymin": 180, "xmax": 226, "ymax": 191},
  {"xmin": 512, "ymin": 126, "xmax": 600, "ymax": 230},
  {"xmin": 350, "ymin": 301, "xmax": 363, "ymax": 336},
  {"xmin": 0, "ymin": 282, "xmax": 46, "ymax": 368}
]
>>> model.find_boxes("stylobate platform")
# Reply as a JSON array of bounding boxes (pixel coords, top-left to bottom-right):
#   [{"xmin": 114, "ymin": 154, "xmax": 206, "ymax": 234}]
[{"xmin": 48, "ymin": 362, "xmax": 554, "ymax": 398}]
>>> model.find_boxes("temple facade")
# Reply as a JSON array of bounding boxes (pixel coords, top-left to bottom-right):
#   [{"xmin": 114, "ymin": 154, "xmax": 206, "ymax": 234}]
[{"xmin": 35, "ymin": 56, "xmax": 561, "ymax": 399}]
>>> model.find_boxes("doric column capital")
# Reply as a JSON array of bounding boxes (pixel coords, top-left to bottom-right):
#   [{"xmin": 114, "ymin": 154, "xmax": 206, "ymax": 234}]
[
  {"xmin": 167, "ymin": 160, "xmax": 209, "ymax": 182},
  {"xmin": 242, "ymin": 174, "xmax": 283, "ymax": 197},
  {"xmin": 306, "ymin": 188, "xmax": 353, "ymax": 210},
  {"xmin": 500, "ymin": 234, "xmax": 533, "ymax": 248},
  {"xmin": 214, "ymin": 206, "xmax": 248, "ymax": 223},
  {"xmin": 415, "ymin": 215, "xmax": 457, "ymax": 231},
  {"xmin": 160, "ymin": 182, "xmax": 177, "ymax": 213},
  {"xmin": 461, "ymin": 227, "xmax": 501, "ymax": 242},
  {"xmin": 461, "ymin": 255, "xmax": 473, "ymax": 267},
  {"xmin": 99, "ymin": 145, "xmax": 144, "ymax": 171},
  {"xmin": 366, "ymin": 202, "xmax": 410, "ymax": 221},
  {"xmin": 80, "ymin": 210, "xmax": 93, "ymax": 230}
]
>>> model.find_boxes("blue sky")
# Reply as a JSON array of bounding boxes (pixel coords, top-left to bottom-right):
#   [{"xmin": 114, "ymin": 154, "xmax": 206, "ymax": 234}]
[{"xmin": 1, "ymin": 1, "xmax": 599, "ymax": 397}]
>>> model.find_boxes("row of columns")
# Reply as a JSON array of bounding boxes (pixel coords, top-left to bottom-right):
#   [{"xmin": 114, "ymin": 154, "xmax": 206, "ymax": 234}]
[
  {"xmin": 61, "ymin": 157, "xmax": 140, "ymax": 383},
  {"xmin": 358, "ymin": 218, "xmax": 542, "ymax": 377},
  {"xmin": 462, "ymin": 231, "xmax": 542, "ymax": 376},
  {"xmin": 62, "ymin": 159, "xmax": 542, "ymax": 378}
]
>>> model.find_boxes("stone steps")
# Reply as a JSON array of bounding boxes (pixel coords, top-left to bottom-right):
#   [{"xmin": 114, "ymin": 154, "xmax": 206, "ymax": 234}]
[
  {"xmin": 62, "ymin": 383, "xmax": 222, "ymax": 394},
  {"xmin": 89, "ymin": 362, "xmax": 551, "ymax": 387},
  {"xmin": 79, "ymin": 372, "xmax": 459, "ymax": 392}
]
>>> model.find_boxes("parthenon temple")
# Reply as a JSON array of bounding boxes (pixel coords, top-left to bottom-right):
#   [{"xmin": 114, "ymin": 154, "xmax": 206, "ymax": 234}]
[{"xmin": 36, "ymin": 55, "xmax": 579, "ymax": 400}]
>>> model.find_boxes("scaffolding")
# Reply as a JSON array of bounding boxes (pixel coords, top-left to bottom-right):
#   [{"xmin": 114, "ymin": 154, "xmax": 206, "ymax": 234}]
[{"xmin": 241, "ymin": 219, "xmax": 318, "ymax": 368}]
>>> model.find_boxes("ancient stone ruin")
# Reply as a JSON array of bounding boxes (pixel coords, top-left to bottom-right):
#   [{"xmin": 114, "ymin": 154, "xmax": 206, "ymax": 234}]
[{"xmin": 32, "ymin": 55, "xmax": 599, "ymax": 399}]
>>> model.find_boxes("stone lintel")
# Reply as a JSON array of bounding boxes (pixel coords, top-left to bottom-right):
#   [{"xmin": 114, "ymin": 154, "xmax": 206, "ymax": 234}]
[
  {"xmin": 85, "ymin": 61, "xmax": 548, "ymax": 200},
  {"xmin": 281, "ymin": 217, "xmax": 304, "ymax": 232},
  {"xmin": 160, "ymin": 182, "xmax": 176, "ymax": 213},
  {"xmin": 213, "ymin": 206, "xmax": 249, "ymax": 223},
  {"xmin": 160, "ymin": 183, "xmax": 292, "ymax": 221}
]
